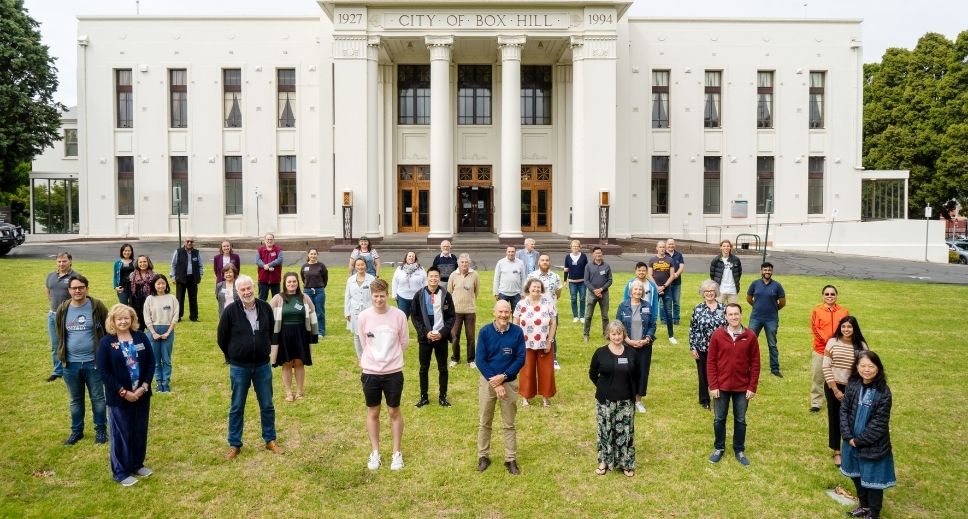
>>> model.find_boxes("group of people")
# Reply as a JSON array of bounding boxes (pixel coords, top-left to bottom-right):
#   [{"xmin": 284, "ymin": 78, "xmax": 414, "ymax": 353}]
[{"xmin": 43, "ymin": 234, "xmax": 895, "ymax": 518}]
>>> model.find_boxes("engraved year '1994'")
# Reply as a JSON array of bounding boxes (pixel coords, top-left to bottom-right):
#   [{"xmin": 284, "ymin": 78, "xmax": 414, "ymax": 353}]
[{"xmin": 588, "ymin": 14, "xmax": 614, "ymax": 25}]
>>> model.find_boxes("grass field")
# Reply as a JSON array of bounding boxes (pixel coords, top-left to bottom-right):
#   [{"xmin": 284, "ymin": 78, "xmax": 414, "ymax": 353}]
[{"xmin": 0, "ymin": 258, "xmax": 965, "ymax": 518}]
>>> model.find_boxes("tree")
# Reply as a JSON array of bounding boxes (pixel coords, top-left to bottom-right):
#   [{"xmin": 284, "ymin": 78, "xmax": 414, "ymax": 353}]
[
  {"xmin": 863, "ymin": 31, "xmax": 968, "ymax": 218},
  {"xmin": 0, "ymin": 0, "xmax": 65, "ymax": 201}
]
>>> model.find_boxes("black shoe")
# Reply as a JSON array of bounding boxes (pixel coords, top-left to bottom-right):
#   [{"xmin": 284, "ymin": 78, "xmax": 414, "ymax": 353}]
[
  {"xmin": 439, "ymin": 396, "xmax": 452, "ymax": 407},
  {"xmin": 63, "ymin": 432, "xmax": 84, "ymax": 445},
  {"xmin": 771, "ymin": 370, "xmax": 783, "ymax": 378},
  {"xmin": 46, "ymin": 374, "xmax": 61, "ymax": 382},
  {"xmin": 809, "ymin": 406, "xmax": 821, "ymax": 413},
  {"xmin": 701, "ymin": 402, "xmax": 711, "ymax": 410},
  {"xmin": 95, "ymin": 429, "xmax": 108, "ymax": 444},
  {"xmin": 414, "ymin": 396, "xmax": 430, "ymax": 408},
  {"xmin": 847, "ymin": 507, "xmax": 869, "ymax": 518},
  {"xmin": 477, "ymin": 456, "xmax": 491, "ymax": 472},
  {"xmin": 504, "ymin": 460, "xmax": 521, "ymax": 475},
  {"xmin": 189, "ymin": 317, "xmax": 199, "ymax": 322}
]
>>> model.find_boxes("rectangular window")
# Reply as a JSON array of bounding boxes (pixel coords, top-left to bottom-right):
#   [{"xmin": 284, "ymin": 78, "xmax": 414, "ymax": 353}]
[
  {"xmin": 703, "ymin": 156, "xmax": 721, "ymax": 214},
  {"xmin": 809, "ymin": 71, "xmax": 825, "ymax": 129},
  {"xmin": 457, "ymin": 65, "xmax": 492, "ymax": 125},
  {"xmin": 224, "ymin": 156, "xmax": 243, "ymax": 215},
  {"xmin": 223, "ymin": 69, "xmax": 242, "ymax": 128},
  {"xmin": 398, "ymin": 65, "xmax": 430, "ymax": 125},
  {"xmin": 64, "ymin": 129, "xmax": 78, "ymax": 157},
  {"xmin": 861, "ymin": 179, "xmax": 906, "ymax": 220},
  {"xmin": 277, "ymin": 68, "xmax": 296, "ymax": 128},
  {"xmin": 704, "ymin": 70, "xmax": 722, "ymax": 128},
  {"xmin": 651, "ymin": 70, "xmax": 670, "ymax": 128},
  {"xmin": 757, "ymin": 71, "xmax": 774, "ymax": 128},
  {"xmin": 117, "ymin": 156, "xmax": 134, "ymax": 216},
  {"xmin": 116, "ymin": 69, "xmax": 133, "ymax": 128},
  {"xmin": 808, "ymin": 156, "xmax": 825, "ymax": 214},
  {"xmin": 756, "ymin": 156, "xmax": 775, "ymax": 215},
  {"xmin": 169, "ymin": 69, "xmax": 187, "ymax": 128},
  {"xmin": 278, "ymin": 155, "xmax": 297, "ymax": 214},
  {"xmin": 170, "ymin": 156, "xmax": 188, "ymax": 214},
  {"xmin": 521, "ymin": 65, "xmax": 552, "ymax": 125},
  {"xmin": 651, "ymin": 156, "xmax": 669, "ymax": 214}
]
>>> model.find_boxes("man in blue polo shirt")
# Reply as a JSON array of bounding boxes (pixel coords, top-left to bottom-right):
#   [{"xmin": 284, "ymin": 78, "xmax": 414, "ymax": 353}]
[{"xmin": 746, "ymin": 262, "xmax": 786, "ymax": 378}]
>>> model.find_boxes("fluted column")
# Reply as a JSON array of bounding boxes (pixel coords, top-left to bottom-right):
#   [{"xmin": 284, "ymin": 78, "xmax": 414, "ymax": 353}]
[
  {"xmin": 570, "ymin": 36, "xmax": 587, "ymax": 237},
  {"xmin": 426, "ymin": 35, "xmax": 454, "ymax": 239},
  {"xmin": 365, "ymin": 36, "xmax": 381, "ymax": 237},
  {"xmin": 498, "ymin": 35, "xmax": 526, "ymax": 239}
]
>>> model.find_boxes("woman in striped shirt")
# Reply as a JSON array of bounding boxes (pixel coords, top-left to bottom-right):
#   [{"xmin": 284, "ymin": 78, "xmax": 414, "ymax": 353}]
[{"xmin": 823, "ymin": 315, "xmax": 868, "ymax": 467}]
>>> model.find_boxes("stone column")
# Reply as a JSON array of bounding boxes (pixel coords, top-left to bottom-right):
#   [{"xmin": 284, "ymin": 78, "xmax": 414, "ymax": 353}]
[
  {"xmin": 498, "ymin": 35, "xmax": 526, "ymax": 239},
  {"xmin": 365, "ymin": 36, "xmax": 381, "ymax": 237},
  {"xmin": 570, "ymin": 36, "xmax": 587, "ymax": 237},
  {"xmin": 426, "ymin": 35, "xmax": 454, "ymax": 240},
  {"xmin": 332, "ymin": 34, "xmax": 369, "ymax": 239}
]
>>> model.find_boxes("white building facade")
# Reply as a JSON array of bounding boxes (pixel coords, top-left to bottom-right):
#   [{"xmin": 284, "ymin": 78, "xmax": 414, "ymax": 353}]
[{"xmin": 55, "ymin": 0, "xmax": 928, "ymax": 253}]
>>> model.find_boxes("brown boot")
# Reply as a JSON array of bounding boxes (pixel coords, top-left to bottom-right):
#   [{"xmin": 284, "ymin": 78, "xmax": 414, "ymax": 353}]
[{"xmin": 265, "ymin": 440, "xmax": 283, "ymax": 454}]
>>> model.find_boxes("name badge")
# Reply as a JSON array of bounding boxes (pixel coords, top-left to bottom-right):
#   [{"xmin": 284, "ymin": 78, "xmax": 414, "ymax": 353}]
[
  {"xmin": 270, "ymin": 252, "xmax": 277, "ymax": 257},
  {"xmin": 134, "ymin": 343, "xmax": 146, "ymax": 351},
  {"xmin": 600, "ymin": 270, "xmax": 607, "ymax": 275},
  {"xmin": 162, "ymin": 305, "xmax": 171, "ymax": 311},
  {"xmin": 617, "ymin": 357, "xmax": 628, "ymax": 364},
  {"xmin": 303, "ymin": 266, "xmax": 310, "ymax": 271},
  {"xmin": 512, "ymin": 270, "xmax": 519, "ymax": 274},
  {"xmin": 294, "ymin": 303, "xmax": 303, "ymax": 311},
  {"xmin": 252, "ymin": 321, "xmax": 260, "ymax": 331},
  {"xmin": 502, "ymin": 347, "xmax": 512, "ymax": 355}
]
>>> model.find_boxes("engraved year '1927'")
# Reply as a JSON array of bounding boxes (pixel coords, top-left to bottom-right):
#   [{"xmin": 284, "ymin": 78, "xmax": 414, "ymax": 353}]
[{"xmin": 337, "ymin": 13, "xmax": 363, "ymax": 25}]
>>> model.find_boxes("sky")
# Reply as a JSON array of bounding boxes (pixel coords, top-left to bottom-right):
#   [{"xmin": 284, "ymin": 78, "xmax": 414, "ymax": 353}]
[{"xmin": 22, "ymin": 0, "xmax": 967, "ymax": 107}]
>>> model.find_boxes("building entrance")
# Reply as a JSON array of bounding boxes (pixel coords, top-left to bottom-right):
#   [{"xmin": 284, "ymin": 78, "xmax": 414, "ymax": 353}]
[
  {"xmin": 521, "ymin": 165, "xmax": 552, "ymax": 232},
  {"xmin": 457, "ymin": 165, "xmax": 492, "ymax": 232},
  {"xmin": 398, "ymin": 165, "xmax": 430, "ymax": 232}
]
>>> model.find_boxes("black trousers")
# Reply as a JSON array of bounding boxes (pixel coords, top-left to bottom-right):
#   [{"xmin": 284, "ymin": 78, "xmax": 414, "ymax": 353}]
[
  {"xmin": 418, "ymin": 340, "xmax": 449, "ymax": 398},
  {"xmin": 824, "ymin": 382, "xmax": 846, "ymax": 451},
  {"xmin": 852, "ymin": 477, "xmax": 884, "ymax": 518},
  {"xmin": 633, "ymin": 343, "xmax": 653, "ymax": 398},
  {"xmin": 175, "ymin": 277, "xmax": 199, "ymax": 320},
  {"xmin": 695, "ymin": 350, "xmax": 710, "ymax": 406},
  {"xmin": 258, "ymin": 282, "xmax": 280, "ymax": 301}
]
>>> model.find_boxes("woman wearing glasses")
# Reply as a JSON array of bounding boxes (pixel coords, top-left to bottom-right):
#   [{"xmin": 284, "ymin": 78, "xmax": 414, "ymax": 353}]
[{"xmin": 809, "ymin": 285, "xmax": 849, "ymax": 413}]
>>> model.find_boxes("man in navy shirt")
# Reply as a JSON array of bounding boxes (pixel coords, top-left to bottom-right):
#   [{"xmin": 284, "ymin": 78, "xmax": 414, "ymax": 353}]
[
  {"xmin": 475, "ymin": 300, "xmax": 526, "ymax": 475},
  {"xmin": 746, "ymin": 262, "xmax": 787, "ymax": 377}
]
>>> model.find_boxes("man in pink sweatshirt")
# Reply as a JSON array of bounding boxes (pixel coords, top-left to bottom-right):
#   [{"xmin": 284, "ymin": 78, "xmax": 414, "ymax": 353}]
[{"xmin": 357, "ymin": 278, "xmax": 409, "ymax": 472}]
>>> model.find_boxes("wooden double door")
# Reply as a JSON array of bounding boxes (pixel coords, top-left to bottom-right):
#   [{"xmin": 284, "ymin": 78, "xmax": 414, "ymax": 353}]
[
  {"xmin": 398, "ymin": 165, "xmax": 430, "ymax": 232},
  {"xmin": 520, "ymin": 165, "xmax": 552, "ymax": 232}
]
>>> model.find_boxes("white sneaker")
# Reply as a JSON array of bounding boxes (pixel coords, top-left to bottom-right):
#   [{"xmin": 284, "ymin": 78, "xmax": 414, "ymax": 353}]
[
  {"xmin": 580, "ymin": 318, "xmax": 585, "ymax": 324},
  {"xmin": 390, "ymin": 451, "xmax": 404, "ymax": 471},
  {"xmin": 468, "ymin": 362, "xmax": 476, "ymax": 369},
  {"xmin": 635, "ymin": 402, "xmax": 647, "ymax": 413},
  {"xmin": 448, "ymin": 360, "xmax": 458, "ymax": 367},
  {"xmin": 553, "ymin": 360, "xmax": 561, "ymax": 370},
  {"xmin": 573, "ymin": 317, "xmax": 579, "ymax": 323},
  {"xmin": 367, "ymin": 450, "xmax": 381, "ymax": 470},
  {"xmin": 668, "ymin": 337, "xmax": 679, "ymax": 345}
]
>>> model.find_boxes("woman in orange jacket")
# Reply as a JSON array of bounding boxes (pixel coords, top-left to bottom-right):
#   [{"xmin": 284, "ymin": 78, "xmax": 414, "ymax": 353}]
[{"xmin": 809, "ymin": 285, "xmax": 849, "ymax": 412}]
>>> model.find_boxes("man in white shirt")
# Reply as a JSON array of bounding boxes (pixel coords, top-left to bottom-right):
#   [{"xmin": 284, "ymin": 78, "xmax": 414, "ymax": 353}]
[{"xmin": 493, "ymin": 246, "xmax": 525, "ymax": 311}]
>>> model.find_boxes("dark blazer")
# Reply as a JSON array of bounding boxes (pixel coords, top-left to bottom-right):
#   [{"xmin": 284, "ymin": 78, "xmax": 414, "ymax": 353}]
[
  {"xmin": 217, "ymin": 298, "xmax": 274, "ymax": 367},
  {"xmin": 214, "ymin": 253, "xmax": 242, "ymax": 283},
  {"xmin": 840, "ymin": 379, "xmax": 893, "ymax": 460},
  {"xmin": 410, "ymin": 286, "xmax": 456, "ymax": 344},
  {"xmin": 615, "ymin": 298, "xmax": 657, "ymax": 340},
  {"xmin": 96, "ymin": 331, "xmax": 155, "ymax": 407}
]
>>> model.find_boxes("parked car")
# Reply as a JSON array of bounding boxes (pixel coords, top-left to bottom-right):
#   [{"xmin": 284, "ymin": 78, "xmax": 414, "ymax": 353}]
[
  {"xmin": 0, "ymin": 222, "xmax": 25, "ymax": 256},
  {"xmin": 948, "ymin": 240, "xmax": 968, "ymax": 264}
]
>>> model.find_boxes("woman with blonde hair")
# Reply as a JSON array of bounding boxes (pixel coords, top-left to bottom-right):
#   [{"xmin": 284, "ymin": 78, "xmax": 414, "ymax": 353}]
[{"xmin": 589, "ymin": 320, "xmax": 638, "ymax": 477}]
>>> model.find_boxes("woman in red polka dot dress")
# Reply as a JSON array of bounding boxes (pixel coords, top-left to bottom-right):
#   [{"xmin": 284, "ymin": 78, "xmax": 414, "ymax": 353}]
[{"xmin": 513, "ymin": 278, "xmax": 558, "ymax": 407}]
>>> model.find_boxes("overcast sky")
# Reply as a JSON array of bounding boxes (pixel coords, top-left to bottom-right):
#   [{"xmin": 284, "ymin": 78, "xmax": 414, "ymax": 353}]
[{"xmin": 22, "ymin": 0, "xmax": 966, "ymax": 107}]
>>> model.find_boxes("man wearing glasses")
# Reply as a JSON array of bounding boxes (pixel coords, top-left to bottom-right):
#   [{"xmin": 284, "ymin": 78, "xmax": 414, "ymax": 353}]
[
  {"xmin": 55, "ymin": 275, "xmax": 109, "ymax": 445},
  {"xmin": 171, "ymin": 236, "xmax": 203, "ymax": 321}
]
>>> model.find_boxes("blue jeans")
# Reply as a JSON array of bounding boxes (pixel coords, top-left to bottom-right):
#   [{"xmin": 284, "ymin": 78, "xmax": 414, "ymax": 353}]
[
  {"xmin": 305, "ymin": 287, "xmax": 326, "ymax": 336},
  {"xmin": 396, "ymin": 296, "xmax": 413, "ymax": 318},
  {"xmin": 227, "ymin": 363, "xmax": 276, "ymax": 447},
  {"xmin": 568, "ymin": 282, "xmax": 586, "ymax": 319},
  {"xmin": 748, "ymin": 316, "xmax": 780, "ymax": 372},
  {"xmin": 667, "ymin": 283, "xmax": 682, "ymax": 323},
  {"xmin": 117, "ymin": 290, "xmax": 130, "ymax": 306},
  {"xmin": 657, "ymin": 290, "xmax": 675, "ymax": 338},
  {"xmin": 148, "ymin": 325, "xmax": 175, "ymax": 384},
  {"xmin": 47, "ymin": 312, "xmax": 63, "ymax": 376},
  {"xmin": 498, "ymin": 293, "xmax": 520, "ymax": 313},
  {"xmin": 713, "ymin": 390, "xmax": 749, "ymax": 452},
  {"xmin": 62, "ymin": 361, "xmax": 107, "ymax": 434}
]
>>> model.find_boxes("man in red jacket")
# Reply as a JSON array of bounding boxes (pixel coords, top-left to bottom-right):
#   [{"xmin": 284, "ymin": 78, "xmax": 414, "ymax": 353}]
[{"xmin": 706, "ymin": 303, "xmax": 760, "ymax": 467}]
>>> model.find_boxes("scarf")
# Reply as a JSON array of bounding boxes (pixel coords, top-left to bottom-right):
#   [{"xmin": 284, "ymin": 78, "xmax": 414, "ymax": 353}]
[{"xmin": 401, "ymin": 262, "xmax": 420, "ymax": 279}]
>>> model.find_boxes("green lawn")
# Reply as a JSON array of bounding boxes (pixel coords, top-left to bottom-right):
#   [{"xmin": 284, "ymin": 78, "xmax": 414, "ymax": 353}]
[{"xmin": 1, "ymin": 259, "xmax": 964, "ymax": 518}]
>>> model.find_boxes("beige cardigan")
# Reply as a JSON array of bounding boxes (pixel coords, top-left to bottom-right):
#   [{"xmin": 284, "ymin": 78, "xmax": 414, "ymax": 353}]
[{"xmin": 268, "ymin": 293, "xmax": 319, "ymax": 337}]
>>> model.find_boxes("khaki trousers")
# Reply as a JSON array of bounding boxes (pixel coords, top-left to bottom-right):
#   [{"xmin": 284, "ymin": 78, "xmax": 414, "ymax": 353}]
[
  {"xmin": 477, "ymin": 375, "xmax": 518, "ymax": 461},
  {"xmin": 810, "ymin": 351, "xmax": 825, "ymax": 408}
]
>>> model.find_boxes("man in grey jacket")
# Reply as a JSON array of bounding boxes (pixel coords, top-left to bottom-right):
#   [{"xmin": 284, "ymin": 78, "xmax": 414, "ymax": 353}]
[{"xmin": 583, "ymin": 247, "xmax": 613, "ymax": 341}]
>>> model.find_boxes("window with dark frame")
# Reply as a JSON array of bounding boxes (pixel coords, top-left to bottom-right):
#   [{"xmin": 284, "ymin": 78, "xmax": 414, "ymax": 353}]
[
  {"xmin": 278, "ymin": 155, "xmax": 297, "ymax": 214},
  {"xmin": 277, "ymin": 69, "xmax": 296, "ymax": 128},
  {"xmin": 169, "ymin": 69, "xmax": 187, "ymax": 128},
  {"xmin": 756, "ymin": 156, "xmax": 775, "ymax": 214},
  {"xmin": 521, "ymin": 65, "xmax": 552, "ymax": 125},
  {"xmin": 116, "ymin": 69, "xmax": 133, "ymax": 128},
  {"xmin": 64, "ymin": 129, "xmax": 78, "ymax": 157},
  {"xmin": 457, "ymin": 65, "xmax": 492, "ymax": 125},
  {"xmin": 223, "ymin": 69, "xmax": 242, "ymax": 128},
  {"xmin": 703, "ymin": 156, "xmax": 721, "ymax": 214},
  {"xmin": 398, "ymin": 65, "xmax": 430, "ymax": 125},
  {"xmin": 704, "ymin": 70, "xmax": 722, "ymax": 128},
  {"xmin": 117, "ymin": 156, "xmax": 134, "ymax": 216},
  {"xmin": 808, "ymin": 156, "xmax": 825, "ymax": 214},
  {"xmin": 652, "ymin": 70, "xmax": 670, "ymax": 128},
  {"xmin": 651, "ymin": 156, "xmax": 669, "ymax": 214},
  {"xmin": 224, "ymin": 156, "xmax": 243, "ymax": 215},
  {"xmin": 757, "ymin": 71, "xmax": 774, "ymax": 129},
  {"xmin": 809, "ymin": 71, "xmax": 825, "ymax": 129},
  {"xmin": 170, "ymin": 156, "xmax": 188, "ymax": 214}
]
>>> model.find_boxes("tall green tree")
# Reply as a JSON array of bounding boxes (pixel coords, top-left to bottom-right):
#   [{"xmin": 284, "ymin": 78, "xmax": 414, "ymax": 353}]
[
  {"xmin": 863, "ymin": 31, "xmax": 968, "ymax": 218},
  {"xmin": 0, "ymin": 0, "xmax": 65, "ymax": 206}
]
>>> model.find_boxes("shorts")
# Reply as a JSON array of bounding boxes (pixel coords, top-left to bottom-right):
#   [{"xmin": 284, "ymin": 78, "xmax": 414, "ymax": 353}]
[{"xmin": 361, "ymin": 371, "xmax": 404, "ymax": 408}]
